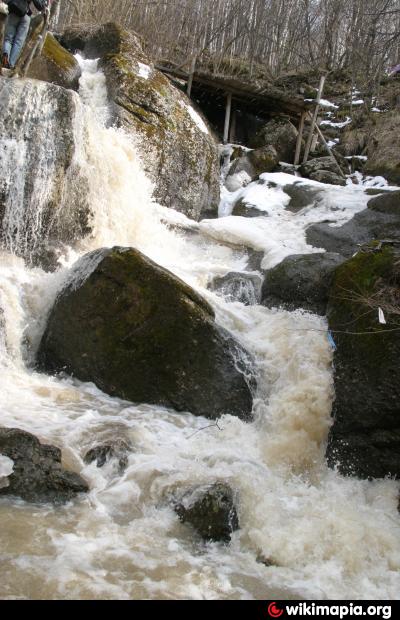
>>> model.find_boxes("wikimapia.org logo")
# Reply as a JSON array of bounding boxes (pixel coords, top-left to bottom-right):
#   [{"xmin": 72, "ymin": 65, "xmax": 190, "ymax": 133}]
[{"xmin": 266, "ymin": 603, "xmax": 392, "ymax": 620}]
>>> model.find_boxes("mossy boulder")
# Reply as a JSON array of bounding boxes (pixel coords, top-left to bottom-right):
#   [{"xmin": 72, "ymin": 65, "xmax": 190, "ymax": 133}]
[
  {"xmin": 326, "ymin": 245, "xmax": 400, "ymax": 478},
  {"xmin": 174, "ymin": 482, "xmax": 239, "ymax": 543},
  {"xmin": 0, "ymin": 77, "xmax": 91, "ymax": 268},
  {"xmin": 27, "ymin": 28, "xmax": 81, "ymax": 91},
  {"xmin": 37, "ymin": 247, "xmax": 254, "ymax": 420},
  {"xmin": 262, "ymin": 252, "xmax": 346, "ymax": 315},
  {"xmin": 249, "ymin": 117, "xmax": 298, "ymax": 163},
  {"xmin": 61, "ymin": 23, "xmax": 220, "ymax": 221},
  {"xmin": 225, "ymin": 146, "xmax": 279, "ymax": 191},
  {"xmin": 0, "ymin": 427, "xmax": 88, "ymax": 503}
]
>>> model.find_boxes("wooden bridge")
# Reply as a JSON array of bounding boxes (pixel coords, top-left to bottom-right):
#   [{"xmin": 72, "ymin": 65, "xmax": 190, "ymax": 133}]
[{"xmin": 157, "ymin": 63, "xmax": 341, "ymax": 171}]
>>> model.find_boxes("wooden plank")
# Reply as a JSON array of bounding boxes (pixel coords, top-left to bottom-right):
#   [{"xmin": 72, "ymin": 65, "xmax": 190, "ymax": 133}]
[
  {"xmin": 294, "ymin": 111, "xmax": 306, "ymax": 166},
  {"xmin": 310, "ymin": 114, "xmax": 346, "ymax": 178},
  {"xmin": 186, "ymin": 56, "xmax": 196, "ymax": 98},
  {"xmin": 223, "ymin": 92, "xmax": 232, "ymax": 144},
  {"xmin": 303, "ymin": 75, "xmax": 326, "ymax": 164}
]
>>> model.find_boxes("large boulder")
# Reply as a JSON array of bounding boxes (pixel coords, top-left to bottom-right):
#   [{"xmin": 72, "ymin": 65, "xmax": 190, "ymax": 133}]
[
  {"xmin": 0, "ymin": 427, "xmax": 88, "ymax": 503},
  {"xmin": 326, "ymin": 245, "xmax": 400, "ymax": 478},
  {"xmin": 262, "ymin": 252, "xmax": 346, "ymax": 315},
  {"xmin": 0, "ymin": 77, "xmax": 90, "ymax": 267},
  {"xmin": 249, "ymin": 117, "xmax": 298, "ymax": 163},
  {"xmin": 61, "ymin": 23, "xmax": 220, "ymax": 221},
  {"xmin": 306, "ymin": 194, "xmax": 400, "ymax": 258},
  {"xmin": 25, "ymin": 18, "xmax": 81, "ymax": 91},
  {"xmin": 364, "ymin": 112, "xmax": 400, "ymax": 185},
  {"xmin": 174, "ymin": 482, "xmax": 239, "ymax": 543},
  {"xmin": 38, "ymin": 247, "xmax": 254, "ymax": 421}
]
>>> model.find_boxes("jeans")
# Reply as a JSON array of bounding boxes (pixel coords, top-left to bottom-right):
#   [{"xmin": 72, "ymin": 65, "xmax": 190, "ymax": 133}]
[{"xmin": 3, "ymin": 13, "xmax": 31, "ymax": 68}]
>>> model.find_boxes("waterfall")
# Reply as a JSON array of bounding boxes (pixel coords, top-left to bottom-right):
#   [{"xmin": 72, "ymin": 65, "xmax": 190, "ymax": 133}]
[{"xmin": 0, "ymin": 59, "xmax": 399, "ymax": 601}]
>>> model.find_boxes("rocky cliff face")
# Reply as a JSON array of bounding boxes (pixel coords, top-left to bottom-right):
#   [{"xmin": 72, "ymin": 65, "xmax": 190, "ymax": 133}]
[
  {"xmin": 61, "ymin": 23, "xmax": 220, "ymax": 221},
  {"xmin": 0, "ymin": 77, "xmax": 90, "ymax": 267}
]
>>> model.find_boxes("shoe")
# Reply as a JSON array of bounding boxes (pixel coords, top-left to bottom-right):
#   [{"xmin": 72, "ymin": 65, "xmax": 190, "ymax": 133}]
[{"xmin": 2, "ymin": 53, "xmax": 10, "ymax": 69}]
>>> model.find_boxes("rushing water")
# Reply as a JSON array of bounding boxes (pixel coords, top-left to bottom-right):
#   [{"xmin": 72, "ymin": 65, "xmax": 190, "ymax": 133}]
[{"xmin": 0, "ymin": 58, "xmax": 399, "ymax": 601}]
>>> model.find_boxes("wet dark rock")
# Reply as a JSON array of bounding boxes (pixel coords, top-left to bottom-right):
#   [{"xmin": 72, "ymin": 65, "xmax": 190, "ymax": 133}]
[
  {"xmin": 249, "ymin": 117, "xmax": 298, "ymax": 163},
  {"xmin": 84, "ymin": 438, "xmax": 132, "ymax": 473},
  {"xmin": 283, "ymin": 183, "xmax": 323, "ymax": 213},
  {"xmin": 61, "ymin": 23, "xmax": 220, "ymax": 221},
  {"xmin": 262, "ymin": 253, "xmax": 346, "ymax": 315},
  {"xmin": 38, "ymin": 247, "xmax": 254, "ymax": 421},
  {"xmin": 209, "ymin": 272, "xmax": 263, "ymax": 305},
  {"xmin": 367, "ymin": 190, "xmax": 400, "ymax": 215},
  {"xmin": 306, "ymin": 203, "xmax": 400, "ymax": 258},
  {"xmin": 326, "ymin": 246, "xmax": 400, "ymax": 478},
  {"xmin": 0, "ymin": 427, "xmax": 88, "ymax": 503},
  {"xmin": 174, "ymin": 482, "xmax": 239, "ymax": 543}
]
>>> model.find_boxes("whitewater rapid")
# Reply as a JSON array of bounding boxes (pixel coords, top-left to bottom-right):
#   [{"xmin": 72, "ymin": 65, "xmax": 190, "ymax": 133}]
[{"xmin": 0, "ymin": 58, "xmax": 399, "ymax": 600}]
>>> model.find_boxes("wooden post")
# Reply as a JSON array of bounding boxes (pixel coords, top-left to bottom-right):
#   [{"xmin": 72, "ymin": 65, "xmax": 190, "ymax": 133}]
[
  {"xmin": 229, "ymin": 108, "xmax": 237, "ymax": 143},
  {"xmin": 223, "ymin": 92, "xmax": 232, "ymax": 144},
  {"xmin": 303, "ymin": 74, "xmax": 326, "ymax": 164},
  {"xmin": 294, "ymin": 111, "xmax": 306, "ymax": 166},
  {"xmin": 310, "ymin": 113, "xmax": 346, "ymax": 178},
  {"xmin": 186, "ymin": 56, "xmax": 196, "ymax": 98}
]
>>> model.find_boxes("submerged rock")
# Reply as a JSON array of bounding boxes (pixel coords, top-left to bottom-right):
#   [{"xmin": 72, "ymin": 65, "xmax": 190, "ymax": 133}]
[
  {"xmin": 61, "ymin": 23, "xmax": 220, "ymax": 221},
  {"xmin": 326, "ymin": 245, "xmax": 400, "ymax": 478},
  {"xmin": 174, "ymin": 482, "xmax": 239, "ymax": 543},
  {"xmin": 84, "ymin": 438, "xmax": 132, "ymax": 473},
  {"xmin": 38, "ymin": 247, "xmax": 254, "ymax": 421},
  {"xmin": 209, "ymin": 271, "xmax": 263, "ymax": 305},
  {"xmin": 0, "ymin": 427, "xmax": 88, "ymax": 503},
  {"xmin": 249, "ymin": 117, "xmax": 298, "ymax": 163},
  {"xmin": 262, "ymin": 252, "xmax": 346, "ymax": 315}
]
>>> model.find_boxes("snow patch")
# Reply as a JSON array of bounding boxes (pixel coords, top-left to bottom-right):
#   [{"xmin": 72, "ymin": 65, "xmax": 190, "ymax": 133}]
[
  {"xmin": 182, "ymin": 102, "xmax": 209, "ymax": 134},
  {"xmin": 137, "ymin": 62, "xmax": 152, "ymax": 80}
]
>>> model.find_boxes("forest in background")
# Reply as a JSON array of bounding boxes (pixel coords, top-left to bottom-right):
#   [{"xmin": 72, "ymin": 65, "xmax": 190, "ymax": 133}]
[{"xmin": 54, "ymin": 1, "xmax": 400, "ymax": 93}]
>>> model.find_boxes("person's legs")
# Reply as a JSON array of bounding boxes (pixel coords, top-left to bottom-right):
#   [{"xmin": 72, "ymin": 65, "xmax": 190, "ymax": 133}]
[
  {"xmin": 2, "ymin": 13, "xmax": 19, "ymax": 65},
  {"xmin": 9, "ymin": 14, "xmax": 31, "ymax": 68}
]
